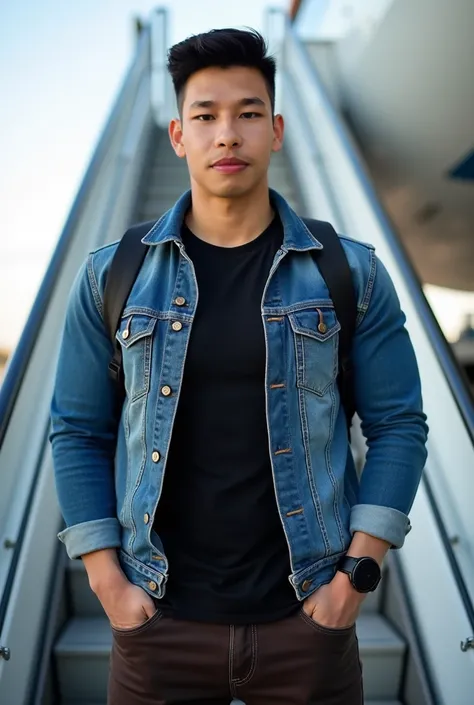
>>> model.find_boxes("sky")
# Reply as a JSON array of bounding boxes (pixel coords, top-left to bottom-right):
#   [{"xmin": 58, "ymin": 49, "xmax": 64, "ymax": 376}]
[
  {"xmin": 0, "ymin": 0, "xmax": 472, "ymax": 355},
  {"xmin": 0, "ymin": 0, "xmax": 287, "ymax": 352}
]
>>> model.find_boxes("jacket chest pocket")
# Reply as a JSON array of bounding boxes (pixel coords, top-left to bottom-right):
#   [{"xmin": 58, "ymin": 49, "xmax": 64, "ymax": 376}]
[
  {"xmin": 116, "ymin": 313, "xmax": 158, "ymax": 402},
  {"xmin": 288, "ymin": 306, "xmax": 340, "ymax": 396}
]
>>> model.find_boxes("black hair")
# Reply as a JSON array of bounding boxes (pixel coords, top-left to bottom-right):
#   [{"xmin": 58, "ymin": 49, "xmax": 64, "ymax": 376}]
[{"xmin": 167, "ymin": 28, "xmax": 276, "ymax": 115}]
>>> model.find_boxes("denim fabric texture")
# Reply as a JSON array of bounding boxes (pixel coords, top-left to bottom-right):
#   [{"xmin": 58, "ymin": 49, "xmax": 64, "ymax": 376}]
[{"xmin": 50, "ymin": 189, "xmax": 428, "ymax": 602}]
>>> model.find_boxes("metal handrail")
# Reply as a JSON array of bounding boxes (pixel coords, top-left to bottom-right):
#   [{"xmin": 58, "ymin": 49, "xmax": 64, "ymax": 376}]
[
  {"xmin": 0, "ymin": 27, "xmax": 150, "ymax": 449},
  {"xmin": 423, "ymin": 473, "xmax": 474, "ymax": 648}
]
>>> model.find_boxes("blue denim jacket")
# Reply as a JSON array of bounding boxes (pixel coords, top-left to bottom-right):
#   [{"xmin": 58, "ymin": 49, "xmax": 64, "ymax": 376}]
[{"xmin": 50, "ymin": 189, "xmax": 428, "ymax": 601}]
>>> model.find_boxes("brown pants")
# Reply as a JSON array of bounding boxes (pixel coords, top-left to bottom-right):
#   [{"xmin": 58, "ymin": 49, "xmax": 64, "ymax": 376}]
[{"xmin": 108, "ymin": 607, "xmax": 363, "ymax": 705}]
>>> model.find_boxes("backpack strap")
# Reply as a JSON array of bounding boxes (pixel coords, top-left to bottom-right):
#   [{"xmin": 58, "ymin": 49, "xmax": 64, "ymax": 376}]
[
  {"xmin": 302, "ymin": 218, "xmax": 357, "ymax": 432},
  {"xmin": 103, "ymin": 221, "xmax": 153, "ymax": 394}
]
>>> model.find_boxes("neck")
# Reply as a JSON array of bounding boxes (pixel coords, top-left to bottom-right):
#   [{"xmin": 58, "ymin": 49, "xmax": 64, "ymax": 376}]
[{"xmin": 185, "ymin": 179, "xmax": 274, "ymax": 247}]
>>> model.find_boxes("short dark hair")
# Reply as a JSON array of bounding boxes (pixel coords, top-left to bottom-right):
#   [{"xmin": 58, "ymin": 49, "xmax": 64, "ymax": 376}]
[{"xmin": 167, "ymin": 28, "xmax": 276, "ymax": 115}]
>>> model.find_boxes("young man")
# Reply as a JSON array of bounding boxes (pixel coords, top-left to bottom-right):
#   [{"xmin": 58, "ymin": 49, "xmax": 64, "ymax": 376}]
[{"xmin": 50, "ymin": 28, "xmax": 428, "ymax": 705}]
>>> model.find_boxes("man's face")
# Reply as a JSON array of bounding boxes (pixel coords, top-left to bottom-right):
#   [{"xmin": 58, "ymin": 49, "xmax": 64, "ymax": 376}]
[{"xmin": 169, "ymin": 66, "xmax": 284, "ymax": 199}]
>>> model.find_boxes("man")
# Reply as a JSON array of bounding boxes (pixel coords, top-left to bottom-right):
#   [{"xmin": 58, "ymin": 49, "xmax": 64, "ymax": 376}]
[{"xmin": 50, "ymin": 28, "xmax": 428, "ymax": 705}]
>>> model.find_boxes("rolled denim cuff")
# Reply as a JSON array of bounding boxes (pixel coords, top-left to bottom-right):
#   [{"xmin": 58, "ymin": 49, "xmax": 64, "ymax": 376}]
[
  {"xmin": 350, "ymin": 504, "xmax": 411, "ymax": 549},
  {"xmin": 58, "ymin": 517, "xmax": 121, "ymax": 559}
]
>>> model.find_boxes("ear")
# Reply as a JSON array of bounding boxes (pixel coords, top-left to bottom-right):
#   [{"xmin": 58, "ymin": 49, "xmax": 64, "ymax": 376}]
[
  {"xmin": 169, "ymin": 118, "xmax": 186, "ymax": 159},
  {"xmin": 271, "ymin": 114, "xmax": 285, "ymax": 154}
]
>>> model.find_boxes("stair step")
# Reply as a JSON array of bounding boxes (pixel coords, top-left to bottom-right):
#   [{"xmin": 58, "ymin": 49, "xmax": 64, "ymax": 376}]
[{"xmin": 55, "ymin": 613, "xmax": 404, "ymax": 702}]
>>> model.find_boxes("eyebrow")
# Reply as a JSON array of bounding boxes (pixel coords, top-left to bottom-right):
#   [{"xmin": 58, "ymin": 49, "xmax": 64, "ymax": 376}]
[{"xmin": 189, "ymin": 97, "xmax": 267, "ymax": 110}]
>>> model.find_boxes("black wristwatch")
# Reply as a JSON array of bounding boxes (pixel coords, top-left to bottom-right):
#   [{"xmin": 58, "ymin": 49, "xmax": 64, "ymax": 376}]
[{"xmin": 337, "ymin": 555, "xmax": 381, "ymax": 593}]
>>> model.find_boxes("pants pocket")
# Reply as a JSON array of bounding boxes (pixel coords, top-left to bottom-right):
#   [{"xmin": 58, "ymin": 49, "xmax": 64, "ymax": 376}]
[
  {"xmin": 298, "ymin": 607, "xmax": 355, "ymax": 636},
  {"xmin": 111, "ymin": 607, "xmax": 163, "ymax": 637}
]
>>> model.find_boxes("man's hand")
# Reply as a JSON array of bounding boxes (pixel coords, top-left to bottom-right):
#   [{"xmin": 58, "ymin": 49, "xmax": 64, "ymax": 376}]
[
  {"xmin": 83, "ymin": 548, "xmax": 157, "ymax": 630},
  {"xmin": 302, "ymin": 571, "xmax": 365, "ymax": 629},
  {"xmin": 95, "ymin": 573, "xmax": 157, "ymax": 630},
  {"xmin": 303, "ymin": 532, "xmax": 390, "ymax": 629}
]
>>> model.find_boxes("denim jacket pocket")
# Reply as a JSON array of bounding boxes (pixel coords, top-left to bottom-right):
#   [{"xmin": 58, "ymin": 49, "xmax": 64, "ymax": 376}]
[
  {"xmin": 288, "ymin": 306, "xmax": 340, "ymax": 396},
  {"xmin": 116, "ymin": 312, "xmax": 158, "ymax": 402}
]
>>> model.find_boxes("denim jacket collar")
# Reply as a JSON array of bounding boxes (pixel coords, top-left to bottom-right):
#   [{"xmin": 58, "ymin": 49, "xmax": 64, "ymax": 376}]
[{"xmin": 141, "ymin": 188, "xmax": 323, "ymax": 253}]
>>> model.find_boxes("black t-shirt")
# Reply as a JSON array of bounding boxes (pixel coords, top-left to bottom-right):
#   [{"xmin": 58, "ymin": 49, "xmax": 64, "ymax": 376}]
[{"xmin": 153, "ymin": 214, "xmax": 299, "ymax": 624}]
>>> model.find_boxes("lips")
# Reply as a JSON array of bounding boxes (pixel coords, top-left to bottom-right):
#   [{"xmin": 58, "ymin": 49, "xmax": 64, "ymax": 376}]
[
  {"xmin": 211, "ymin": 157, "xmax": 249, "ymax": 174},
  {"xmin": 212, "ymin": 157, "xmax": 248, "ymax": 167}
]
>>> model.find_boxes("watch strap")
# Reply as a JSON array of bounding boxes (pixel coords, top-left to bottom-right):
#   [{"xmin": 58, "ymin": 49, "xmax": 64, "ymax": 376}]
[{"xmin": 338, "ymin": 555, "xmax": 360, "ymax": 575}]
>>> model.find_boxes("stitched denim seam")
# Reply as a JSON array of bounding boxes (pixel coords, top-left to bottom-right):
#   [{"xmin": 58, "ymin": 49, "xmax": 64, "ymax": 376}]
[
  {"xmin": 325, "ymin": 382, "xmax": 346, "ymax": 550},
  {"xmin": 87, "ymin": 253, "xmax": 103, "ymax": 318},
  {"xmin": 263, "ymin": 303, "xmax": 299, "ymax": 580},
  {"xmin": 296, "ymin": 332, "xmax": 331, "ymax": 554},
  {"xmin": 357, "ymin": 248, "xmax": 376, "ymax": 327},
  {"xmin": 150, "ymin": 255, "xmax": 197, "ymax": 564},
  {"xmin": 129, "ymin": 396, "xmax": 148, "ymax": 552},
  {"xmin": 121, "ymin": 306, "xmax": 194, "ymax": 323},
  {"xmin": 264, "ymin": 299, "xmax": 336, "ymax": 315},
  {"xmin": 120, "ymin": 398, "xmax": 131, "ymax": 526},
  {"xmin": 120, "ymin": 334, "xmax": 153, "ymax": 403}
]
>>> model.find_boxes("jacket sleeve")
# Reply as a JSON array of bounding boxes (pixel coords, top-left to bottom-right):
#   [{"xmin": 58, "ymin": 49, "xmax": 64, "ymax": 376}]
[
  {"xmin": 50, "ymin": 252, "xmax": 122, "ymax": 559},
  {"xmin": 350, "ymin": 253, "xmax": 429, "ymax": 548}
]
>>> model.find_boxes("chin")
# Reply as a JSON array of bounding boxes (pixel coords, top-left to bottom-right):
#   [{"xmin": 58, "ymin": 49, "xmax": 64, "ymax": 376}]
[
  {"xmin": 215, "ymin": 185, "xmax": 251, "ymax": 198},
  {"xmin": 191, "ymin": 172, "xmax": 266, "ymax": 199},
  {"xmin": 209, "ymin": 179, "xmax": 263, "ymax": 200}
]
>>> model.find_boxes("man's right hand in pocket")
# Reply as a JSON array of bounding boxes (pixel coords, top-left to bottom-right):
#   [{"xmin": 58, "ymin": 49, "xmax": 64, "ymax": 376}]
[{"xmin": 82, "ymin": 548, "xmax": 157, "ymax": 630}]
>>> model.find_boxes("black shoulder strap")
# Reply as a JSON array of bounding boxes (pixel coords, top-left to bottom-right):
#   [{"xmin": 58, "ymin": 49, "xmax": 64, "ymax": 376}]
[
  {"xmin": 302, "ymin": 218, "xmax": 357, "ymax": 432},
  {"xmin": 103, "ymin": 221, "xmax": 153, "ymax": 388}
]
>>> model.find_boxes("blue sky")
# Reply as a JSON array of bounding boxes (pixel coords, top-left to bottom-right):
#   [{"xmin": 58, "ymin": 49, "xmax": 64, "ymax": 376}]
[{"xmin": 0, "ymin": 0, "xmax": 286, "ymax": 351}]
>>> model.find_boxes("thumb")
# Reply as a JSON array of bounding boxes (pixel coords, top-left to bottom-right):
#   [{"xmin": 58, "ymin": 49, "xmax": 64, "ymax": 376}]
[{"xmin": 142, "ymin": 597, "xmax": 157, "ymax": 619}]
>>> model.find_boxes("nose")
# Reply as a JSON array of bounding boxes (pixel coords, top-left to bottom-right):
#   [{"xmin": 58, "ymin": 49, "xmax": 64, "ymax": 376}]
[{"xmin": 214, "ymin": 120, "xmax": 243, "ymax": 150}]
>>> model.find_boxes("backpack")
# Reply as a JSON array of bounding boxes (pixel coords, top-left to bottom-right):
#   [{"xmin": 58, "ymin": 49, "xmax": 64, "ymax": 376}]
[{"xmin": 103, "ymin": 218, "xmax": 357, "ymax": 433}]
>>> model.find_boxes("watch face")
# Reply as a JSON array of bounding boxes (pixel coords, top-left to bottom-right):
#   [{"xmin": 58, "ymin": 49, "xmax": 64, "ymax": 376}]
[{"xmin": 353, "ymin": 558, "xmax": 381, "ymax": 592}]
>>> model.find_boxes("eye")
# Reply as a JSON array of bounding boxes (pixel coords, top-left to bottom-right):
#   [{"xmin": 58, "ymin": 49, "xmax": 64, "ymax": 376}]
[
  {"xmin": 241, "ymin": 112, "xmax": 261, "ymax": 119},
  {"xmin": 194, "ymin": 114, "xmax": 215, "ymax": 121}
]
